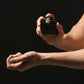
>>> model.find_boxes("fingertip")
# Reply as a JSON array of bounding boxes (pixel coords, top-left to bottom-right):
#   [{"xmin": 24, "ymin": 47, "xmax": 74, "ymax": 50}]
[
  {"xmin": 56, "ymin": 23, "xmax": 64, "ymax": 33},
  {"xmin": 45, "ymin": 13, "xmax": 55, "ymax": 19},
  {"xmin": 56, "ymin": 22, "xmax": 60, "ymax": 26},
  {"xmin": 37, "ymin": 16, "xmax": 45, "ymax": 28},
  {"xmin": 56, "ymin": 22, "xmax": 62, "ymax": 28},
  {"xmin": 37, "ymin": 16, "xmax": 45, "ymax": 23}
]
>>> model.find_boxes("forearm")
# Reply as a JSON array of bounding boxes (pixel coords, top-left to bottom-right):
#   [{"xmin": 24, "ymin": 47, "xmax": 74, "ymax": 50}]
[
  {"xmin": 38, "ymin": 49, "xmax": 84, "ymax": 69},
  {"xmin": 52, "ymin": 33, "xmax": 77, "ymax": 51},
  {"xmin": 54, "ymin": 33, "xmax": 84, "ymax": 51},
  {"xmin": 53, "ymin": 14, "xmax": 84, "ymax": 51}
]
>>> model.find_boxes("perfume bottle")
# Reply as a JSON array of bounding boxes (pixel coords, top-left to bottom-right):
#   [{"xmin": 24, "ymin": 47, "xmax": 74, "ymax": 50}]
[{"xmin": 41, "ymin": 18, "xmax": 58, "ymax": 35}]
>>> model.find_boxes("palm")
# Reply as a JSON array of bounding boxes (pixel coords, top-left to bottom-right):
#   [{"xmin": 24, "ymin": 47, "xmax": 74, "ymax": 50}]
[{"xmin": 42, "ymin": 32, "xmax": 64, "ymax": 46}]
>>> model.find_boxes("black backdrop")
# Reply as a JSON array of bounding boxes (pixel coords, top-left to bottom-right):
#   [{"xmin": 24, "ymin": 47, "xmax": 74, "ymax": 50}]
[{"xmin": 0, "ymin": 0, "xmax": 84, "ymax": 84}]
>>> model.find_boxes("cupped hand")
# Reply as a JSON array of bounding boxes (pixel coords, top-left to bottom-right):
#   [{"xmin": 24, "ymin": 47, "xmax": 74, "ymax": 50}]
[
  {"xmin": 6, "ymin": 51, "xmax": 41, "ymax": 72},
  {"xmin": 36, "ymin": 13, "xmax": 64, "ymax": 46}
]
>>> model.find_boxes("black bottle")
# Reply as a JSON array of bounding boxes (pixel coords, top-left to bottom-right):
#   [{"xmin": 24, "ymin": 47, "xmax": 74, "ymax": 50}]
[{"xmin": 41, "ymin": 18, "xmax": 58, "ymax": 35}]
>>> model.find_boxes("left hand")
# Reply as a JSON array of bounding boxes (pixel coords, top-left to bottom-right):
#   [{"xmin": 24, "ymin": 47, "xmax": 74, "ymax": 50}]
[{"xmin": 6, "ymin": 51, "xmax": 41, "ymax": 72}]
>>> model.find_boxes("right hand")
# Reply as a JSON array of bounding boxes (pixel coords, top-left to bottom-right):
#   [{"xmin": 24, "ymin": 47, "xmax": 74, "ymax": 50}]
[
  {"xmin": 6, "ymin": 51, "xmax": 45, "ymax": 72},
  {"xmin": 36, "ymin": 13, "xmax": 64, "ymax": 46}
]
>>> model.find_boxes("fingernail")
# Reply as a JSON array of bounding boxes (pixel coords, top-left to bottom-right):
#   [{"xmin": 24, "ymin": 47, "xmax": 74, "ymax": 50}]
[
  {"xmin": 10, "ymin": 58, "xmax": 15, "ymax": 63},
  {"xmin": 57, "ymin": 22, "xmax": 59, "ymax": 25}
]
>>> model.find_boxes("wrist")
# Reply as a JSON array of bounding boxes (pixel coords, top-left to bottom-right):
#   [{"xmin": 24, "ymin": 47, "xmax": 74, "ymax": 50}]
[
  {"xmin": 37, "ymin": 52, "xmax": 52, "ymax": 65},
  {"xmin": 37, "ymin": 52, "xmax": 64, "ymax": 66},
  {"xmin": 37, "ymin": 52, "xmax": 72, "ymax": 66}
]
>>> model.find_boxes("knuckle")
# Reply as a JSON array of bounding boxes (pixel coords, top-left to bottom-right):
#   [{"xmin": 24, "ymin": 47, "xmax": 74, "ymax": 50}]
[
  {"xmin": 17, "ymin": 52, "xmax": 22, "ymax": 56},
  {"xmin": 28, "ymin": 51, "xmax": 37, "ymax": 56}
]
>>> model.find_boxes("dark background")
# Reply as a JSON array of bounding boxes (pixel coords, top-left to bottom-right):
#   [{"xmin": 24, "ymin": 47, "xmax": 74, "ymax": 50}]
[{"xmin": 0, "ymin": 0, "xmax": 84, "ymax": 84}]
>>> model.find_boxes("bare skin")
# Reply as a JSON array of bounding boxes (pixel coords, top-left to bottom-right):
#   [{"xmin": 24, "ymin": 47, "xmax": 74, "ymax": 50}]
[
  {"xmin": 6, "ymin": 13, "xmax": 84, "ymax": 72},
  {"xmin": 36, "ymin": 13, "xmax": 84, "ymax": 51}
]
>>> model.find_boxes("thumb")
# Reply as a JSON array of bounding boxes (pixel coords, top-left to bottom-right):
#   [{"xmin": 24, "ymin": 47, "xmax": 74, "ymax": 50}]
[{"xmin": 56, "ymin": 22, "xmax": 64, "ymax": 34}]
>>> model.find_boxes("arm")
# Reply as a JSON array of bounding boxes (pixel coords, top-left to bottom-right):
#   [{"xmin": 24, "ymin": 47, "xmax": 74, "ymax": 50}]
[
  {"xmin": 6, "ymin": 49, "xmax": 84, "ymax": 72},
  {"xmin": 57, "ymin": 13, "xmax": 84, "ymax": 51},
  {"xmin": 39, "ymin": 49, "xmax": 84, "ymax": 69},
  {"xmin": 36, "ymin": 13, "xmax": 84, "ymax": 51}
]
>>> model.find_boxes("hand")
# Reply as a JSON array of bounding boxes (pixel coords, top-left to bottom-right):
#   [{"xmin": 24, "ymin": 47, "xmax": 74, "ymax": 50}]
[
  {"xmin": 36, "ymin": 13, "xmax": 64, "ymax": 46},
  {"xmin": 6, "ymin": 51, "xmax": 41, "ymax": 72}
]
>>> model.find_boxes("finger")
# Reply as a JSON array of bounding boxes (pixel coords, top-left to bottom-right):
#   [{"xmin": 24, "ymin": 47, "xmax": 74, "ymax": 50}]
[
  {"xmin": 9, "ymin": 54, "xmax": 28, "ymax": 63},
  {"xmin": 6, "ymin": 54, "xmax": 16, "ymax": 63},
  {"xmin": 56, "ymin": 22, "xmax": 64, "ymax": 34},
  {"xmin": 36, "ymin": 26, "xmax": 44, "ymax": 37},
  {"xmin": 9, "ymin": 56, "xmax": 23, "ymax": 63},
  {"xmin": 36, "ymin": 26, "xmax": 41, "ymax": 35},
  {"xmin": 15, "ymin": 52, "xmax": 22, "ymax": 57},
  {"xmin": 9, "ymin": 51, "xmax": 36, "ymax": 63},
  {"xmin": 37, "ymin": 16, "xmax": 45, "ymax": 27},
  {"xmin": 45, "ymin": 13, "xmax": 55, "ymax": 19},
  {"xmin": 7, "ymin": 52, "xmax": 22, "ymax": 62},
  {"xmin": 36, "ymin": 16, "xmax": 45, "ymax": 36},
  {"xmin": 6, "ymin": 53, "xmax": 22, "ymax": 69},
  {"xmin": 7, "ymin": 61, "xmax": 23, "ymax": 70}
]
